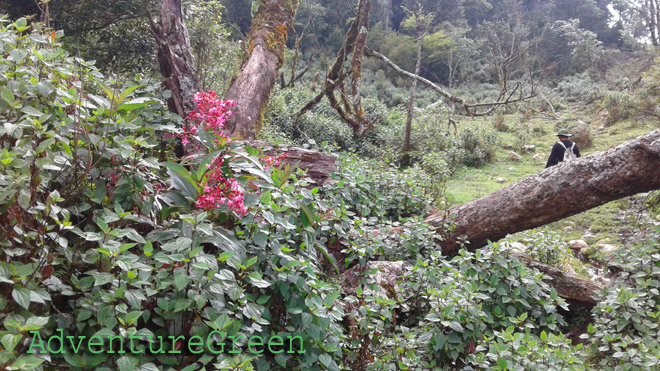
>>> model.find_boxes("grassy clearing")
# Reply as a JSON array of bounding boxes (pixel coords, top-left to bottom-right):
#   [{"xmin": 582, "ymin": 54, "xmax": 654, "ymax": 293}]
[{"xmin": 444, "ymin": 111, "xmax": 658, "ymax": 253}]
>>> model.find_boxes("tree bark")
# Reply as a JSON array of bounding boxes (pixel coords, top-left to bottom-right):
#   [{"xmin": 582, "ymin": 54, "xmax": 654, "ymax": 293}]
[
  {"xmin": 350, "ymin": 0, "xmax": 371, "ymax": 132},
  {"xmin": 649, "ymin": 0, "xmax": 659, "ymax": 46},
  {"xmin": 148, "ymin": 0, "xmax": 201, "ymax": 118},
  {"xmin": 224, "ymin": 0, "xmax": 299, "ymax": 139},
  {"xmin": 429, "ymin": 130, "xmax": 660, "ymax": 254}
]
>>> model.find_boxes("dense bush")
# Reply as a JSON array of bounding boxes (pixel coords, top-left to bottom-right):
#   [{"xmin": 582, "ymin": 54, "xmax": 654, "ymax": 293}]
[
  {"xmin": 355, "ymin": 243, "xmax": 570, "ymax": 368},
  {"xmin": 0, "ymin": 19, "xmax": 351, "ymax": 370},
  {"xmin": 583, "ymin": 236, "xmax": 660, "ymax": 370},
  {"xmin": 555, "ymin": 70, "xmax": 604, "ymax": 104}
]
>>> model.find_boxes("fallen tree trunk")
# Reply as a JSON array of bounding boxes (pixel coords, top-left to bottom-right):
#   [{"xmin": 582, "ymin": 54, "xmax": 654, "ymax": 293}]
[
  {"xmin": 224, "ymin": 0, "xmax": 299, "ymax": 139},
  {"xmin": 240, "ymin": 141, "xmax": 337, "ymax": 185},
  {"xmin": 429, "ymin": 130, "xmax": 660, "ymax": 254},
  {"xmin": 514, "ymin": 255, "xmax": 602, "ymax": 307}
]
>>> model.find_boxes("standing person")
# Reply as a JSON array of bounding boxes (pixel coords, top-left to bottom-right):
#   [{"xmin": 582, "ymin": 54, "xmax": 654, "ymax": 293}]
[{"xmin": 545, "ymin": 129, "xmax": 581, "ymax": 168}]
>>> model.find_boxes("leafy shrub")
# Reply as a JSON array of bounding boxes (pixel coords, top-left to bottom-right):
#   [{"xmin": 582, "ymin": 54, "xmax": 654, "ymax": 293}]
[
  {"xmin": 326, "ymin": 154, "xmax": 437, "ymax": 221},
  {"xmin": 395, "ymin": 243, "xmax": 568, "ymax": 366},
  {"xmin": 602, "ymin": 90, "xmax": 638, "ymax": 125},
  {"xmin": 466, "ymin": 328, "xmax": 585, "ymax": 370},
  {"xmin": 447, "ymin": 128, "xmax": 500, "ymax": 168},
  {"xmin": 555, "ymin": 71, "xmax": 604, "ymax": 104},
  {"xmin": 0, "ymin": 18, "xmax": 351, "ymax": 370},
  {"xmin": 506, "ymin": 231, "xmax": 574, "ymax": 268},
  {"xmin": 263, "ymin": 88, "xmax": 357, "ymax": 150},
  {"xmin": 491, "ymin": 112, "xmax": 509, "ymax": 132},
  {"xmin": 582, "ymin": 237, "xmax": 660, "ymax": 370}
]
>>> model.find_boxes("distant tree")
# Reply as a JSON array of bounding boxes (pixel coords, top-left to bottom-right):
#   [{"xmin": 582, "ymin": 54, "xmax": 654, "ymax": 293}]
[
  {"xmin": 401, "ymin": 2, "xmax": 433, "ymax": 157},
  {"xmin": 613, "ymin": 0, "xmax": 660, "ymax": 46}
]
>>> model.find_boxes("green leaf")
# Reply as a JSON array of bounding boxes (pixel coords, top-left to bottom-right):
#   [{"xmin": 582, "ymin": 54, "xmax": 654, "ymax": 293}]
[
  {"xmin": 174, "ymin": 273, "xmax": 190, "ymax": 291},
  {"xmin": 21, "ymin": 316, "xmax": 49, "ymax": 331},
  {"xmin": 9, "ymin": 49, "xmax": 28, "ymax": 63},
  {"xmin": 196, "ymin": 155, "xmax": 215, "ymax": 182},
  {"xmin": 118, "ymin": 85, "xmax": 141, "ymax": 103},
  {"xmin": 162, "ymin": 163, "xmax": 199, "ymax": 199},
  {"xmin": 125, "ymin": 311, "xmax": 143, "ymax": 326},
  {"xmin": 497, "ymin": 357, "xmax": 507, "ymax": 370},
  {"xmin": 300, "ymin": 203, "xmax": 315, "ymax": 228},
  {"xmin": 217, "ymin": 251, "xmax": 233, "ymax": 262},
  {"xmin": 447, "ymin": 321, "xmax": 464, "ymax": 332},
  {"xmin": 1, "ymin": 333, "xmax": 22, "ymax": 353},
  {"xmin": 1, "ymin": 88, "xmax": 15, "ymax": 104},
  {"xmin": 260, "ymin": 190, "xmax": 272, "ymax": 205},
  {"xmin": 117, "ymin": 356, "xmax": 135, "ymax": 371},
  {"xmin": 143, "ymin": 241, "xmax": 153, "ymax": 257},
  {"xmin": 12, "ymin": 287, "xmax": 31, "ymax": 309},
  {"xmin": 8, "ymin": 355, "xmax": 44, "ymax": 370},
  {"xmin": 318, "ymin": 353, "xmax": 332, "ymax": 367},
  {"xmin": 20, "ymin": 106, "xmax": 44, "ymax": 117},
  {"xmin": 245, "ymin": 256, "xmax": 258, "ymax": 269},
  {"xmin": 117, "ymin": 97, "xmax": 158, "ymax": 112},
  {"xmin": 93, "ymin": 272, "xmax": 114, "ymax": 286},
  {"xmin": 248, "ymin": 272, "xmax": 271, "ymax": 288}
]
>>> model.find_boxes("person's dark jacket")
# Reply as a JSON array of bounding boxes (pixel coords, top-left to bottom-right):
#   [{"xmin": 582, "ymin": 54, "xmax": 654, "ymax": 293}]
[{"xmin": 545, "ymin": 139, "xmax": 581, "ymax": 168}]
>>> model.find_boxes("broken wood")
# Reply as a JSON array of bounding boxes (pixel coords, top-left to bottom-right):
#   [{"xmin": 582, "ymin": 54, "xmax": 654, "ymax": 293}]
[
  {"xmin": 514, "ymin": 255, "xmax": 602, "ymax": 307},
  {"xmin": 366, "ymin": 48, "xmax": 535, "ymax": 117},
  {"xmin": 240, "ymin": 140, "xmax": 337, "ymax": 185},
  {"xmin": 429, "ymin": 130, "xmax": 660, "ymax": 254}
]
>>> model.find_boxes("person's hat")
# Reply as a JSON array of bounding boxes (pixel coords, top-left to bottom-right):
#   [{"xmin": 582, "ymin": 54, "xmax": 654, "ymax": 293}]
[{"xmin": 557, "ymin": 129, "xmax": 573, "ymax": 137}]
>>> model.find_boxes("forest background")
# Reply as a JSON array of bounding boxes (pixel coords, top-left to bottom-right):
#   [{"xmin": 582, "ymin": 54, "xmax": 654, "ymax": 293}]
[{"xmin": 1, "ymin": 0, "xmax": 660, "ymax": 369}]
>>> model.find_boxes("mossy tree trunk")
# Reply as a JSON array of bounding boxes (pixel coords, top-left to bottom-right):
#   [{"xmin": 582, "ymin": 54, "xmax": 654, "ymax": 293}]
[{"xmin": 224, "ymin": 0, "xmax": 299, "ymax": 139}]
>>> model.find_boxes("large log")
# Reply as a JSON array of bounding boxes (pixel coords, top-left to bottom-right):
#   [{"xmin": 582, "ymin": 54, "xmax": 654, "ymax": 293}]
[
  {"xmin": 225, "ymin": 0, "xmax": 299, "ymax": 139},
  {"xmin": 429, "ymin": 130, "xmax": 660, "ymax": 254}
]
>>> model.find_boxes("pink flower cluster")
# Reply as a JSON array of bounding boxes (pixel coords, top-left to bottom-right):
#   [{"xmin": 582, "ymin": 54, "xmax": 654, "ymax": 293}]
[
  {"xmin": 182, "ymin": 91, "xmax": 236, "ymax": 146},
  {"xmin": 261, "ymin": 153, "xmax": 287, "ymax": 170},
  {"xmin": 195, "ymin": 155, "xmax": 248, "ymax": 216},
  {"xmin": 175, "ymin": 91, "xmax": 247, "ymax": 216}
]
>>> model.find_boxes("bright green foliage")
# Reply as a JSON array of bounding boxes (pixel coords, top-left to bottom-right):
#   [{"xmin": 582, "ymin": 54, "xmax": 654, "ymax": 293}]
[
  {"xmin": 583, "ymin": 235, "xmax": 660, "ymax": 370},
  {"xmin": 467, "ymin": 328, "xmax": 585, "ymax": 370},
  {"xmin": 335, "ymin": 242, "xmax": 571, "ymax": 369}
]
